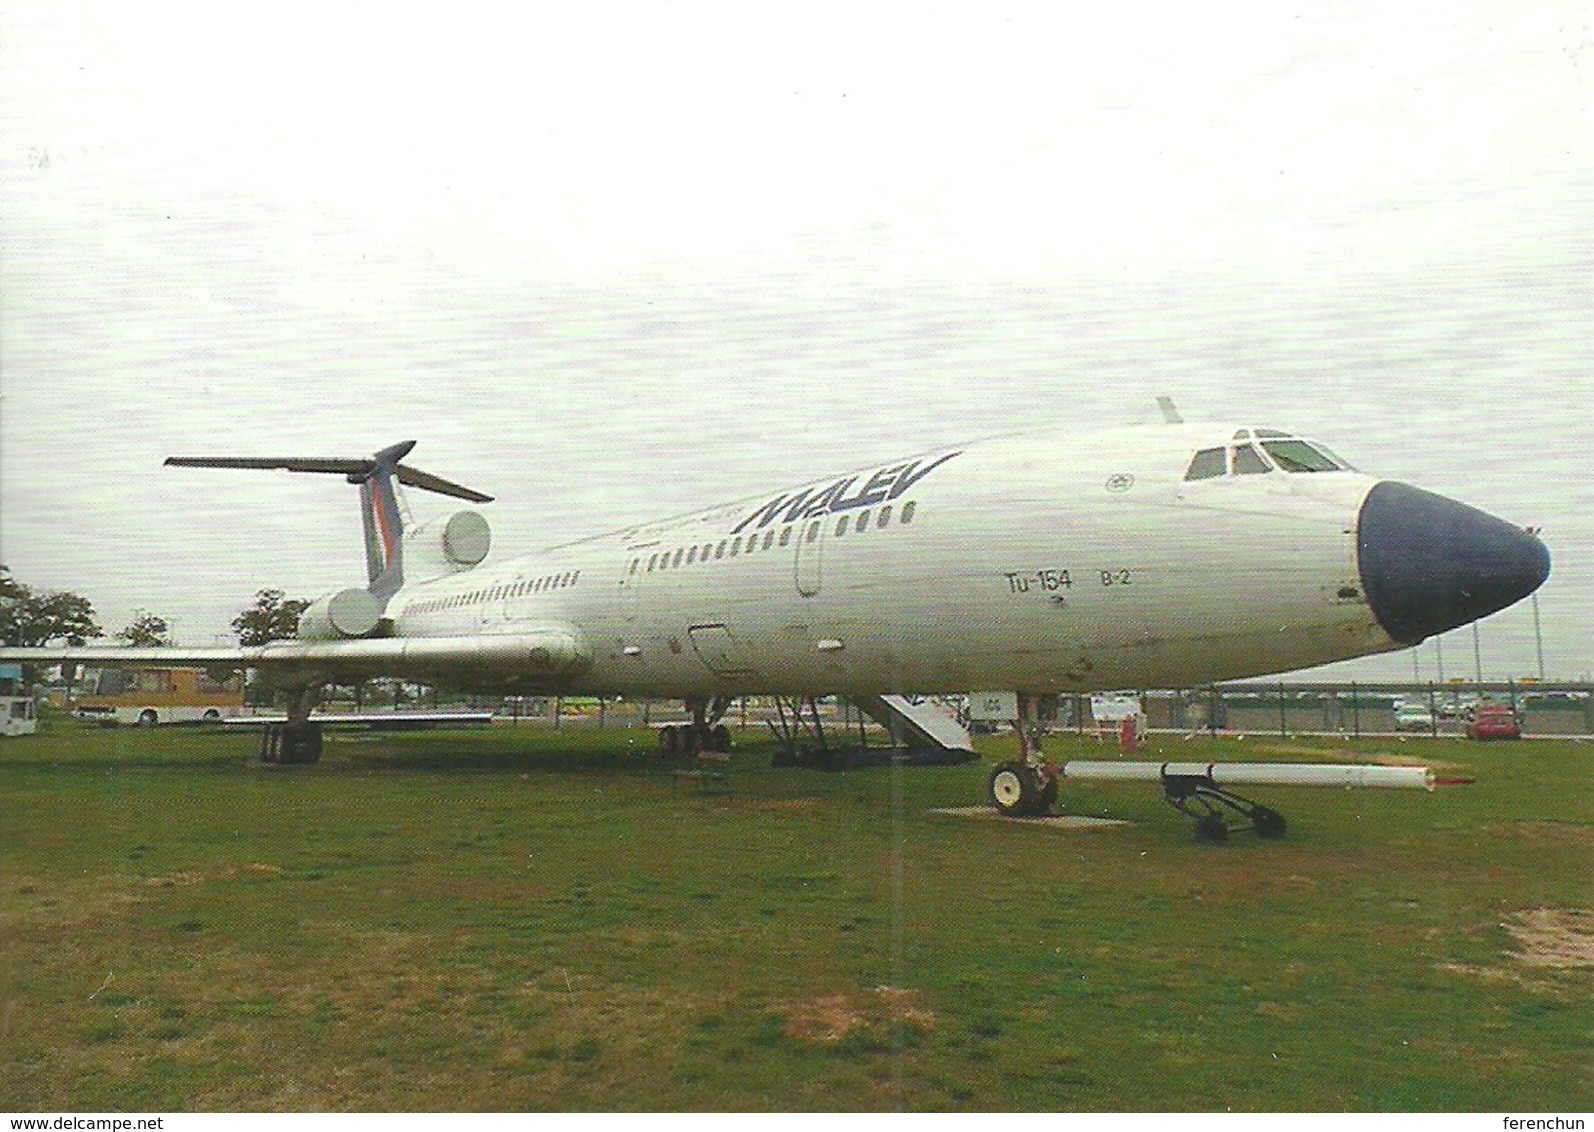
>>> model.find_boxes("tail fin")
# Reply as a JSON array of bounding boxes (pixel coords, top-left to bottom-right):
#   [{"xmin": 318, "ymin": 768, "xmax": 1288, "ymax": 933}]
[{"xmin": 165, "ymin": 441, "xmax": 492, "ymax": 605}]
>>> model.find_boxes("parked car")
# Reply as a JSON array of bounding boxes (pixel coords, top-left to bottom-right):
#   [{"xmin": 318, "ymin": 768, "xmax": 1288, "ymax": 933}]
[
  {"xmin": 1466, "ymin": 705, "xmax": 1521, "ymax": 741},
  {"xmin": 1393, "ymin": 704, "xmax": 1436, "ymax": 732}
]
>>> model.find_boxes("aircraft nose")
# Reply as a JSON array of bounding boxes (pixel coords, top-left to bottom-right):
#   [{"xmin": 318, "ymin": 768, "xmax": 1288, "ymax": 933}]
[{"xmin": 1357, "ymin": 481, "xmax": 1550, "ymax": 645}]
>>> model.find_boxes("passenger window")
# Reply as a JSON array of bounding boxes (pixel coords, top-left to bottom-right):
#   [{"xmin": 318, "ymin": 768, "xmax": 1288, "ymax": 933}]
[
  {"xmin": 856, "ymin": 509, "xmax": 870, "ymax": 530},
  {"xmin": 762, "ymin": 530, "xmax": 774, "ymax": 550},
  {"xmin": 779, "ymin": 526, "xmax": 792, "ymax": 547},
  {"xmin": 877, "ymin": 506, "xmax": 891, "ymax": 528},
  {"xmin": 715, "ymin": 540, "xmax": 726, "ymax": 560},
  {"xmin": 672, "ymin": 549, "xmax": 684, "ymax": 567},
  {"xmin": 687, "ymin": 546, "xmax": 697, "ymax": 564},
  {"xmin": 647, "ymin": 554, "xmax": 657, "ymax": 572},
  {"xmin": 1232, "ymin": 444, "xmax": 1269, "ymax": 475},
  {"xmin": 1184, "ymin": 448, "xmax": 1226, "ymax": 481},
  {"xmin": 806, "ymin": 521, "xmax": 820, "ymax": 543},
  {"xmin": 835, "ymin": 516, "xmax": 848, "ymax": 536},
  {"xmin": 730, "ymin": 537, "xmax": 741, "ymax": 556},
  {"xmin": 901, "ymin": 501, "xmax": 916, "ymax": 524}
]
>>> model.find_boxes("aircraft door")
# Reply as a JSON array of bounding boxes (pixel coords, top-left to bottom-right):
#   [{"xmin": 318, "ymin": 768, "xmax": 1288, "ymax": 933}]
[
  {"xmin": 688, "ymin": 623, "xmax": 754, "ymax": 678},
  {"xmin": 620, "ymin": 553, "xmax": 644, "ymax": 621},
  {"xmin": 794, "ymin": 515, "xmax": 825, "ymax": 597}
]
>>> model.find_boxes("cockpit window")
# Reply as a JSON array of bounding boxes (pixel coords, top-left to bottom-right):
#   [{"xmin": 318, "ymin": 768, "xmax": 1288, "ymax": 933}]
[
  {"xmin": 1232, "ymin": 443, "xmax": 1270, "ymax": 475},
  {"xmin": 1260, "ymin": 439, "xmax": 1349, "ymax": 473},
  {"xmin": 1184, "ymin": 448, "xmax": 1226, "ymax": 481}
]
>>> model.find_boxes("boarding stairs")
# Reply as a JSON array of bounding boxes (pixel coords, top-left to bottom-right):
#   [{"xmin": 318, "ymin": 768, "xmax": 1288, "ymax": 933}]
[{"xmin": 850, "ymin": 694, "xmax": 975, "ymax": 761}]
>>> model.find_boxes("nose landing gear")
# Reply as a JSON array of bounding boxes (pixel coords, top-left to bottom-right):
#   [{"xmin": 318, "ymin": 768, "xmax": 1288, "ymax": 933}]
[{"xmin": 987, "ymin": 692, "xmax": 1060, "ymax": 817}]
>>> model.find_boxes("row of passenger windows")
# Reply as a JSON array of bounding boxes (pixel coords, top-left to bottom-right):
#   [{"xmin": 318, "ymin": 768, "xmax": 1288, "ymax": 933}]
[
  {"xmin": 408, "ymin": 570, "xmax": 581, "ymax": 615},
  {"xmin": 631, "ymin": 501, "xmax": 918, "ymax": 575}
]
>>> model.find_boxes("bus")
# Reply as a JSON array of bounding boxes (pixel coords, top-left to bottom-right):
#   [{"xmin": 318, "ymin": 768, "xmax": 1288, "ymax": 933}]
[
  {"xmin": 0, "ymin": 662, "xmax": 37, "ymax": 737},
  {"xmin": 73, "ymin": 665, "xmax": 245, "ymax": 726}
]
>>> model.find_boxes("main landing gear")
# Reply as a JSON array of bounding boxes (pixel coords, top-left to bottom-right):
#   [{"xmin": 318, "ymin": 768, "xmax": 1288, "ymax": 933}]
[
  {"xmin": 987, "ymin": 692, "xmax": 1060, "ymax": 817},
  {"xmin": 657, "ymin": 695, "xmax": 734, "ymax": 756},
  {"xmin": 260, "ymin": 685, "xmax": 324, "ymax": 765}
]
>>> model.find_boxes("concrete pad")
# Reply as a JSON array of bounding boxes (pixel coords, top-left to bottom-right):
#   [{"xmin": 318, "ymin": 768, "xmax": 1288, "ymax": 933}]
[{"xmin": 929, "ymin": 806, "xmax": 1130, "ymax": 830}]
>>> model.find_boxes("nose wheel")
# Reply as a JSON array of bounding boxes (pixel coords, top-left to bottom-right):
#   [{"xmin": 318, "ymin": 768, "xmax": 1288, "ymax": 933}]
[
  {"xmin": 988, "ymin": 761, "xmax": 1058, "ymax": 817},
  {"xmin": 987, "ymin": 692, "xmax": 1059, "ymax": 817}
]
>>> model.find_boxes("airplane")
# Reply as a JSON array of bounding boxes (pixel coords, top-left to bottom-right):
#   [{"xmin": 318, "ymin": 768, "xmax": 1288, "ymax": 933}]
[{"xmin": 0, "ymin": 418, "xmax": 1551, "ymax": 838}]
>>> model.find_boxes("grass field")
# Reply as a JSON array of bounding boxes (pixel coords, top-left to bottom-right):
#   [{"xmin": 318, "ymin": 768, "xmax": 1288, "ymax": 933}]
[{"xmin": 2, "ymin": 713, "xmax": 1590, "ymax": 1111}]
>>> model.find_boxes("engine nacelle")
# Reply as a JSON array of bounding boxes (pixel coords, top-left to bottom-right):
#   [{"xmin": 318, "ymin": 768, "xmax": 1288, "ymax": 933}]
[
  {"xmin": 297, "ymin": 588, "xmax": 382, "ymax": 641},
  {"xmin": 404, "ymin": 510, "xmax": 491, "ymax": 581}
]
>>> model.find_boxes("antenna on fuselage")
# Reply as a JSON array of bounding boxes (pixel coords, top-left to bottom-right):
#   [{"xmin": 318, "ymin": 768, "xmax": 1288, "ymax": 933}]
[{"xmin": 1156, "ymin": 396, "xmax": 1184, "ymax": 424}]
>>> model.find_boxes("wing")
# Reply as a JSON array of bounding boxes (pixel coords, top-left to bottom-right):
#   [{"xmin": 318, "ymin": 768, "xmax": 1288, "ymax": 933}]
[{"xmin": 0, "ymin": 630, "xmax": 589, "ymax": 687}]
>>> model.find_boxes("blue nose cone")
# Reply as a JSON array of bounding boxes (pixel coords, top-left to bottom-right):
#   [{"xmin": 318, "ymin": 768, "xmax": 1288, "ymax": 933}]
[{"xmin": 1357, "ymin": 481, "xmax": 1550, "ymax": 645}]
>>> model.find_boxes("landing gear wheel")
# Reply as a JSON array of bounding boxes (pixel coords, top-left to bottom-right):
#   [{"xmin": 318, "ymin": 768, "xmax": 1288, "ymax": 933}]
[
  {"xmin": 138, "ymin": 709, "xmax": 158, "ymax": 727},
  {"xmin": 659, "ymin": 726, "xmax": 679, "ymax": 756},
  {"xmin": 989, "ymin": 761, "xmax": 1050, "ymax": 817},
  {"xmin": 711, "ymin": 724, "xmax": 731, "ymax": 753},
  {"xmin": 1253, "ymin": 808, "xmax": 1287, "ymax": 840},
  {"xmin": 280, "ymin": 724, "xmax": 323, "ymax": 765}
]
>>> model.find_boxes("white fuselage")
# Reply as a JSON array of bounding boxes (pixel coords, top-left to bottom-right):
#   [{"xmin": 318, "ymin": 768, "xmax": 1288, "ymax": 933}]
[{"xmin": 384, "ymin": 424, "xmax": 1397, "ymax": 697}]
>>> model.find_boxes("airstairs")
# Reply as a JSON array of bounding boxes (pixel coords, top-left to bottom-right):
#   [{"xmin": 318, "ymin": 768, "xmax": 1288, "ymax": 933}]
[{"xmin": 850, "ymin": 694, "xmax": 975, "ymax": 762}]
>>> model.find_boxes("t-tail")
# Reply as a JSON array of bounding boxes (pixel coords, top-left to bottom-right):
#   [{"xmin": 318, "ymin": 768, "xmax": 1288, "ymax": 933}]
[{"xmin": 164, "ymin": 441, "xmax": 492, "ymax": 608}]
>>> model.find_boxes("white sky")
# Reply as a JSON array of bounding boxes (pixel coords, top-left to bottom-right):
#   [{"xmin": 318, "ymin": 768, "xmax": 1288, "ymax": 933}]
[{"xmin": 2, "ymin": 1, "xmax": 1590, "ymax": 681}]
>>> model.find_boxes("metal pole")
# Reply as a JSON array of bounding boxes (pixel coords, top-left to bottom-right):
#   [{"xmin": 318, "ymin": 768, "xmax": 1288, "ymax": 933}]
[
  {"xmin": 1278, "ymin": 680, "xmax": 1287, "ymax": 739},
  {"xmin": 1532, "ymin": 594, "xmax": 1546, "ymax": 681},
  {"xmin": 1351, "ymin": 681, "xmax": 1360, "ymax": 739},
  {"xmin": 1472, "ymin": 622, "xmax": 1483, "ymax": 685}
]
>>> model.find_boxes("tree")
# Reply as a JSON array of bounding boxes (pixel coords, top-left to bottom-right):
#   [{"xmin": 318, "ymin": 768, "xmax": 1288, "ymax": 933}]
[
  {"xmin": 116, "ymin": 611, "xmax": 172, "ymax": 647},
  {"xmin": 231, "ymin": 589, "xmax": 310, "ymax": 646},
  {"xmin": 0, "ymin": 565, "xmax": 104, "ymax": 647}
]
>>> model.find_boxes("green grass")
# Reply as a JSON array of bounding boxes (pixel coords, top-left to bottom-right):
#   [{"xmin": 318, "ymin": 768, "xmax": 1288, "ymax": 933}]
[{"xmin": 1, "ymin": 714, "xmax": 1590, "ymax": 1110}]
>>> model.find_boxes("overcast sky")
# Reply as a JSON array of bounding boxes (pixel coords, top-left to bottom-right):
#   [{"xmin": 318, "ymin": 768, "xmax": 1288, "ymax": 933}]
[{"xmin": 2, "ymin": 2, "xmax": 1589, "ymax": 682}]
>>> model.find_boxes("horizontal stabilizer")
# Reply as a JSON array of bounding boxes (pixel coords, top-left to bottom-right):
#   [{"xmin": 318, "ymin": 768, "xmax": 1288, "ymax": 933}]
[{"xmin": 165, "ymin": 442, "xmax": 493, "ymax": 502}]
